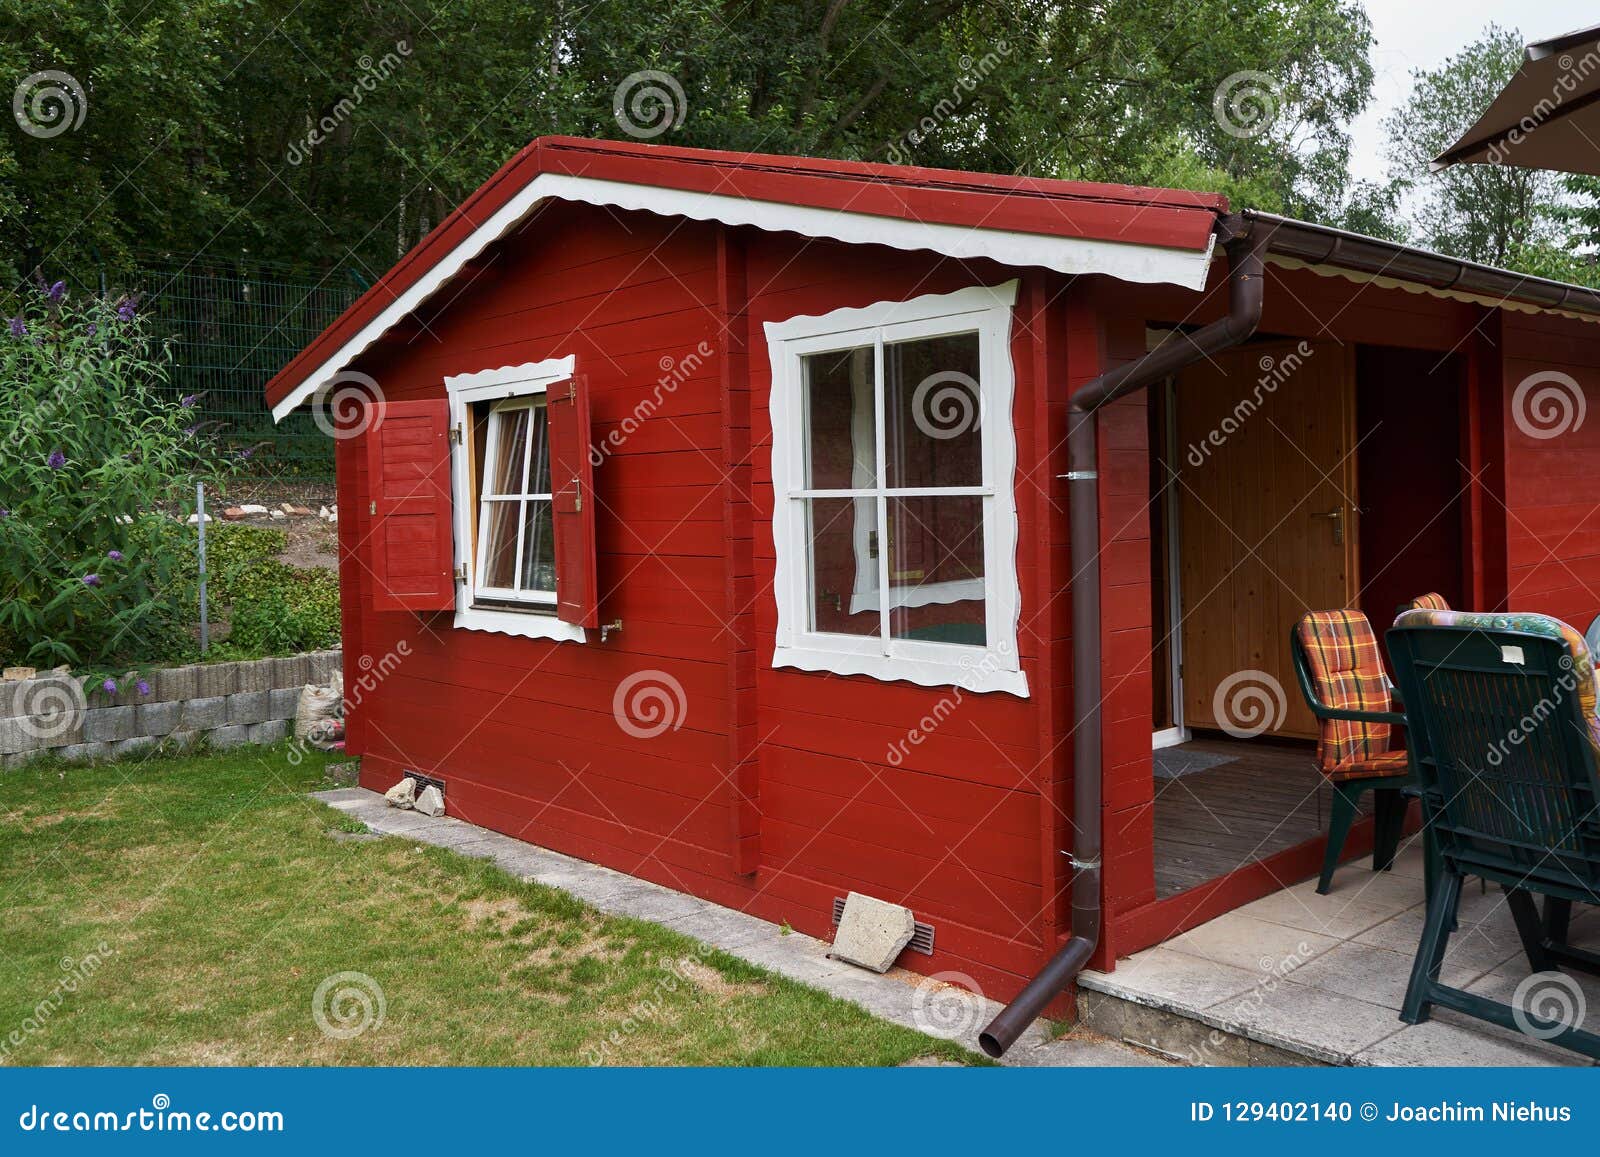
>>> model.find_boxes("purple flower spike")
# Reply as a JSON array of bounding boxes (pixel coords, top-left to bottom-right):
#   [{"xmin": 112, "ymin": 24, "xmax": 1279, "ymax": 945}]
[
  {"xmin": 82, "ymin": 573, "xmax": 100, "ymax": 586},
  {"xmin": 0, "ymin": 508, "xmax": 9, "ymax": 518},
  {"xmin": 8, "ymin": 317, "xmax": 24, "ymax": 338},
  {"xmin": 136, "ymin": 680, "xmax": 151, "ymax": 697},
  {"xmin": 46, "ymin": 449, "xmax": 66, "ymax": 469},
  {"xmin": 107, "ymin": 550, "xmax": 123, "ymax": 562},
  {"xmin": 85, "ymin": 322, "xmax": 97, "ymax": 336},
  {"xmin": 116, "ymin": 297, "xmax": 137, "ymax": 321},
  {"xmin": 180, "ymin": 394, "xmax": 198, "ymax": 408},
  {"xmin": 46, "ymin": 280, "xmax": 65, "ymax": 302},
  {"xmin": 101, "ymin": 678, "xmax": 117, "ymax": 694}
]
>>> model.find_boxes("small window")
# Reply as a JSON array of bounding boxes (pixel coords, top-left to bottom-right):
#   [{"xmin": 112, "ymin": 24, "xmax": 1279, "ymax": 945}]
[
  {"xmin": 444, "ymin": 356, "xmax": 591, "ymax": 644},
  {"xmin": 766, "ymin": 283, "xmax": 1026, "ymax": 696},
  {"xmin": 474, "ymin": 398, "xmax": 556, "ymax": 604}
]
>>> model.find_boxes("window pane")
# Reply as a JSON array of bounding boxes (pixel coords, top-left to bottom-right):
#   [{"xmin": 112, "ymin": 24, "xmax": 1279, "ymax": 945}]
[
  {"xmin": 488, "ymin": 408, "xmax": 531, "ymax": 495},
  {"xmin": 887, "ymin": 495, "xmax": 986, "ymax": 646},
  {"xmin": 804, "ymin": 497, "xmax": 880, "ymax": 637},
  {"xmin": 481, "ymin": 499, "xmax": 521, "ymax": 589},
  {"xmin": 520, "ymin": 499, "xmax": 556, "ymax": 593},
  {"xmin": 885, "ymin": 332, "xmax": 982, "ymax": 489},
  {"xmin": 804, "ymin": 346, "xmax": 875, "ymax": 489},
  {"xmin": 529, "ymin": 404, "xmax": 551, "ymax": 495}
]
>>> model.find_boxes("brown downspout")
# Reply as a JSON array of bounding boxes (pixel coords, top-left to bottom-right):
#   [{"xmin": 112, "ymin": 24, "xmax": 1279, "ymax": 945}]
[{"xmin": 979, "ymin": 215, "xmax": 1267, "ymax": 1058}]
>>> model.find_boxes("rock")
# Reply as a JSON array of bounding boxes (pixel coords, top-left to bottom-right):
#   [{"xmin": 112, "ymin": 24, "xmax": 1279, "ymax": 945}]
[
  {"xmin": 829, "ymin": 891, "xmax": 916, "ymax": 973},
  {"xmin": 269, "ymin": 509, "xmax": 287, "ymax": 520},
  {"xmin": 50, "ymin": 665, "xmax": 71, "ymax": 676},
  {"xmin": 238, "ymin": 504, "xmax": 269, "ymax": 515},
  {"xmin": 414, "ymin": 784, "xmax": 446, "ymax": 817},
  {"xmin": 3, "ymin": 666, "xmax": 36, "ymax": 681},
  {"xmin": 222, "ymin": 507, "xmax": 247, "ymax": 521},
  {"xmin": 318, "ymin": 505, "xmax": 332, "ymax": 520},
  {"xmin": 384, "ymin": 777, "xmax": 417, "ymax": 809},
  {"xmin": 186, "ymin": 513, "xmax": 213, "ymax": 524},
  {"xmin": 284, "ymin": 504, "xmax": 312, "ymax": 517}
]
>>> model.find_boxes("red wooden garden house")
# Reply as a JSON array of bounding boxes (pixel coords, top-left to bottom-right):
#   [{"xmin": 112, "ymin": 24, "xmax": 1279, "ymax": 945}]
[{"xmin": 265, "ymin": 136, "xmax": 1600, "ymax": 1036}]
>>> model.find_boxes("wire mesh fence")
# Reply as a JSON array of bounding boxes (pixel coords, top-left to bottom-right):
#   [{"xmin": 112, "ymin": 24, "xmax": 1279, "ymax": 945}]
[{"xmin": 137, "ymin": 256, "xmax": 365, "ymax": 480}]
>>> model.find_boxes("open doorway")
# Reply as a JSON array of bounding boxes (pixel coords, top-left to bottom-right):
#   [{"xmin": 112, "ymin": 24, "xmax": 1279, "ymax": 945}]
[{"xmin": 1147, "ymin": 337, "xmax": 1464, "ymax": 901}]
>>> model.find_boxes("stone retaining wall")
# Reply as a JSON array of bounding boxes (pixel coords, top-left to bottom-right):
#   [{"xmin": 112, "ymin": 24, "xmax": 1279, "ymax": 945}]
[{"xmin": 0, "ymin": 650, "xmax": 341, "ymax": 768}]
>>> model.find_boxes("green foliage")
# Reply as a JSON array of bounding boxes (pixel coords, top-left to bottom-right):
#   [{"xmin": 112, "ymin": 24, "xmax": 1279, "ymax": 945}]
[
  {"xmin": 169, "ymin": 524, "xmax": 340, "ymax": 660},
  {"xmin": 1, "ymin": 0, "xmax": 1377, "ymax": 290},
  {"xmin": 1382, "ymin": 25, "xmax": 1572, "ymax": 272},
  {"xmin": 0, "ymin": 284, "xmax": 235, "ymax": 679}
]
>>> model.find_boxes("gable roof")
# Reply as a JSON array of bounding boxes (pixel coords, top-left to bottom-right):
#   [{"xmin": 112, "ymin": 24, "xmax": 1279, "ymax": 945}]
[{"xmin": 265, "ymin": 136, "xmax": 1228, "ymax": 419}]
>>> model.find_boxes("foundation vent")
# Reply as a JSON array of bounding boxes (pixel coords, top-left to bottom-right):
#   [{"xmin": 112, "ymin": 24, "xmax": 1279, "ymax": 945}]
[{"xmin": 831, "ymin": 896, "xmax": 935, "ymax": 955}]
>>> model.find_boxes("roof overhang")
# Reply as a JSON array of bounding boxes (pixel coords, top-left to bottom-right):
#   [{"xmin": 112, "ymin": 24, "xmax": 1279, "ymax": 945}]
[{"xmin": 266, "ymin": 137, "xmax": 1226, "ymax": 421}]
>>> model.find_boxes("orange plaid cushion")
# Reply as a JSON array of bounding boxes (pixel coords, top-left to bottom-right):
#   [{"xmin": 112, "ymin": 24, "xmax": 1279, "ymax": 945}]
[
  {"xmin": 1404, "ymin": 592, "xmax": 1450, "ymax": 613},
  {"xmin": 1296, "ymin": 610, "xmax": 1399, "ymax": 778},
  {"xmin": 1329, "ymin": 749, "xmax": 1410, "ymax": 782}
]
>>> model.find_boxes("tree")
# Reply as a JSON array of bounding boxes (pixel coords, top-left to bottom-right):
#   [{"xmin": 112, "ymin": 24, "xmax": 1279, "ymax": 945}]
[
  {"xmin": 1383, "ymin": 24, "xmax": 1563, "ymax": 268},
  {"xmin": 1, "ymin": 0, "xmax": 1377, "ymax": 292}
]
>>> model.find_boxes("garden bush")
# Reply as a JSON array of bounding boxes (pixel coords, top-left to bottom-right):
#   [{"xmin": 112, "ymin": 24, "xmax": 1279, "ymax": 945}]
[
  {"xmin": 168, "ymin": 524, "xmax": 341, "ymax": 660},
  {"xmin": 0, "ymin": 282, "xmax": 238, "ymax": 685}
]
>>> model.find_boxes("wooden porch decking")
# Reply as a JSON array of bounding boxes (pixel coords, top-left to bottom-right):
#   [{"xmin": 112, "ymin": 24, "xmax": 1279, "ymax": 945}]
[{"xmin": 1152, "ymin": 736, "xmax": 1373, "ymax": 900}]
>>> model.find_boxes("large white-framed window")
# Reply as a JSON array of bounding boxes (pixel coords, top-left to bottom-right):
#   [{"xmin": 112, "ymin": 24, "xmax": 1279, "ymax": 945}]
[
  {"xmin": 445, "ymin": 356, "xmax": 586, "ymax": 644},
  {"xmin": 765, "ymin": 282, "xmax": 1027, "ymax": 697}
]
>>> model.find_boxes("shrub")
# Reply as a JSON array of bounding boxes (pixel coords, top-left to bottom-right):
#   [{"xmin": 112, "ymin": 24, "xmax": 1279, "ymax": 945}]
[
  {"xmin": 168, "ymin": 524, "xmax": 340, "ymax": 660},
  {"xmin": 0, "ymin": 282, "xmax": 237, "ymax": 682}
]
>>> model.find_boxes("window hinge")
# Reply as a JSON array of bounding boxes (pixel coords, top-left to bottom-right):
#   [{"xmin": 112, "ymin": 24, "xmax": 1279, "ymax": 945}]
[
  {"xmin": 572, "ymin": 476, "xmax": 582, "ymax": 513},
  {"xmin": 449, "ymin": 423, "xmax": 463, "ymax": 445},
  {"xmin": 455, "ymin": 564, "xmax": 468, "ymax": 583}
]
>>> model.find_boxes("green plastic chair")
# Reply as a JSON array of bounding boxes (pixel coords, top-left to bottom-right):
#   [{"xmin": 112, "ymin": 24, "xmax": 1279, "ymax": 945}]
[
  {"xmin": 1387, "ymin": 609, "xmax": 1600, "ymax": 1059},
  {"xmin": 1289, "ymin": 611, "xmax": 1421, "ymax": 895}
]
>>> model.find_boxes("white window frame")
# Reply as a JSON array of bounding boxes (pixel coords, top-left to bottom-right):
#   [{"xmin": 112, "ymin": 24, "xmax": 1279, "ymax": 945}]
[
  {"xmin": 765, "ymin": 282, "xmax": 1027, "ymax": 697},
  {"xmin": 444, "ymin": 357, "xmax": 586, "ymax": 644}
]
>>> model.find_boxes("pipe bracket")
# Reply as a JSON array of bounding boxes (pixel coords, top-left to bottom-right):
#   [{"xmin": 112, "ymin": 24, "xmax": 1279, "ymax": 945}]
[{"xmin": 1059, "ymin": 471, "xmax": 1098, "ymax": 481}]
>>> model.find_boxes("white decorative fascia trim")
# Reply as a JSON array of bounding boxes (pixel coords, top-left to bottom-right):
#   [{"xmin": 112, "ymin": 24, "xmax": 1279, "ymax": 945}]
[
  {"xmin": 271, "ymin": 177, "xmax": 1211, "ymax": 421},
  {"xmin": 772, "ymin": 645, "xmax": 1028, "ymax": 697},
  {"xmin": 454, "ymin": 604, "xmax": 586, "ymax": 644},
  {"xmin": 766, "ymin": 281, "xmax": 1028, "ymax": 699},
  {"xmin": 444, "ymin": 355, "xmax": 574, "ymax": 402}
]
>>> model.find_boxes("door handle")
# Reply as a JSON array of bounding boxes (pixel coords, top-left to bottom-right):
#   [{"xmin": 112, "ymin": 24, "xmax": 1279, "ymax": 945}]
[{"xmin": 1311, "ymin": 507, "xmax": 1343, "ymax": 545}]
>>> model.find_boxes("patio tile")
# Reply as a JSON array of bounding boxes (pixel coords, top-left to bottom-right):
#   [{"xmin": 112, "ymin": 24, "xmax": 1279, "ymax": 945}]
[
  {"xmin": 1354, "ymin": 908, "xmax": 1523, "ymax": 976},
  {"xmin": 1466, "ymin": 968, "xmax": 1600, "ymax": 1039},
  {"xmin": 1082, "ymin": 947, "xmax": 1270, "ymax": 1013},
  {"xmin": 1287, "ymin": 940, "xmax": 1480, "ymax": 1011},
  {"xmin": 662, "ymin": 905, "xmax": 778, "ymax": 950},
  {"xmin": 1203, "ymin": 978, "xmax": 1407, "ymax": 1064},
  {"xmin": 1166, "ymin": 912, "xmax": 1341, "ymax": 976},
  {"xmin": 1236, "ymin": 874, "xmax": 1420, "ymax": 940},
  {"xmin": 1354, "ymin": 1018, "xmax": 1589, "ymax": 1067}
]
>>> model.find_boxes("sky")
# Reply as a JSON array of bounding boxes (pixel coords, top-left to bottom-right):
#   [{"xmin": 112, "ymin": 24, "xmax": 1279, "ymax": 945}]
[{"xmin": 1349, "ymin": 0, "xmax": 1598, "ymax": 183}]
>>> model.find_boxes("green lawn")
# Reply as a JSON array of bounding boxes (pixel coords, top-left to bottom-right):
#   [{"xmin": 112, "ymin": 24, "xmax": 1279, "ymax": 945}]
[{"xmin": 0, "ymin": 747, "xmax": 974, "ymax": 1066}]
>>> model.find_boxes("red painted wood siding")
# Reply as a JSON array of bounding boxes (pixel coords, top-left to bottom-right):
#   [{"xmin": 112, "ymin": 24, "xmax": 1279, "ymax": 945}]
[{"xmin": 333, "ymin": 200, "xmax": 1060, "ymax": 1001}]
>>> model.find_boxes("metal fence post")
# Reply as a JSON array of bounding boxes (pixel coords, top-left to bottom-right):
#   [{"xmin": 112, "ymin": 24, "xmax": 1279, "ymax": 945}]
[{"xmin": 196, "ymin": 482, "xmax": 209, "ymax": 656}]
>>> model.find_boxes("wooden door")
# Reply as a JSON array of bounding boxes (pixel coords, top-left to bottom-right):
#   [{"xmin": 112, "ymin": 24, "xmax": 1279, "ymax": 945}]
[{"xmin": 1173, "ymin": 341, "xmax": 1358, "ymax": 740}]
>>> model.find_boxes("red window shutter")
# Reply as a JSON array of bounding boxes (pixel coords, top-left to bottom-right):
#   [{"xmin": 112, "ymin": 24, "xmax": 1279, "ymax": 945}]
[
  {"xmin": 547, "ymin": 375, "xmax": 600, "ymax": 627},
  {"xmin": 364, "ymin": 399, "xmax": 457, "ymax": 612}
]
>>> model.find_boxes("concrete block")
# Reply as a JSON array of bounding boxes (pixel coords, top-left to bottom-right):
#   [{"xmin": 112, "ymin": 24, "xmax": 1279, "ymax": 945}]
[
  {"xmin": 249, "ymin": 718, "xmax": 288, "ymax": 745},
  {"xmin": 84, "ymin": 706, "xmax": 135, "ymax": 743},
  {"xmin": 154, "ymin": 665, "xmax": 197, "ymax": 702},
  {"xmin": 830, "ymin": 892, "xmax": 916, "ymax": 973},
  {"xmin": 58, "ymin": 741, "xmax": 110, "ymax": 763},
  {"xmin": 135, "ymin": 699, "xmax": 182, "ymax": 737},
  {"xmin": 269, "ymin": 686, "xmax": 301, "ymax": 720},
  {"xmin": 308, "ymin": 650, "xmax": 342, "ymax": 683},
  {"xmin": 180, "ymin": 696, "xmax": 227, "ymax": 730},
  {"xmin": 227, "ymin": 690, "xmax": 270, "ymax": 726},
  {"xmin": 209, "ymin": 724, "xmax": 249, "ymax": 749},
  {"xmin": 0, "ymin": 716, "xmax": 39, "ymax": 756},
  {"xmin": 270, "ymin": 655, "xmax": 310, "ymax": 689},
  {"xmin": 0, "ymin": 681, "xmax": 26, "ymax": 717},
  {"xmin": 112, "ymin": 735, "xmax": 158, "ymax": 759},
  {"xmin": 2, "ymin": 751, "xmax": 40, "ymax": 770},
  {"xmin": 235, "ymin": 659, "xmax": 272, "ymax": 694},
  {"xmin": 414, "ymin": 784, "xmax": 446, "ymax": 817},
  {"xmin": 194, "ymin": 662, "xmax": 237, "ymax": 698}
]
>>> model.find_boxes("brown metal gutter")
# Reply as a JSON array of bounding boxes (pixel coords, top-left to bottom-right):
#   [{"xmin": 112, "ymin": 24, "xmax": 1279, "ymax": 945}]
[
  {"xmin": 978, "ymin": 216, "xmax": 1267, "ymax": 1058},
  {"xmin": 1241, "ymin": 209, "xmax": 1600, "ymax": 317}
]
